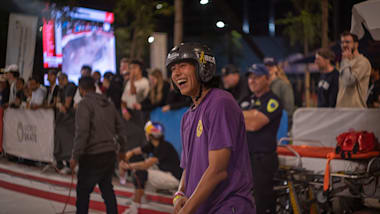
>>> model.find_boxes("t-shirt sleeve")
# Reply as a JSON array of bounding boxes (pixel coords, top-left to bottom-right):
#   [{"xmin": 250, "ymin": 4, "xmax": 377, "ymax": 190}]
[
  {"xmin": 258, "ymin": 96, "xmax": 282, "ymax": 122},
  {"xmin": 207, "ymin": 97, "xmax": 239, "ymax": 151},
  {"xmin": 141, "ymin": 142, "xmax": 154, "ymax": 154}
]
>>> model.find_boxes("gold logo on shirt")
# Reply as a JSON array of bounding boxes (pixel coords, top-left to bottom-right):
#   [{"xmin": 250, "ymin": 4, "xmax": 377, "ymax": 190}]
[
  {"xmin": 196, "ymin": 120, "xmax": 203, "ymax": 137},
  {"xmin": 255, "ymin": 100, "xmax": 261, "ymax": 106}
]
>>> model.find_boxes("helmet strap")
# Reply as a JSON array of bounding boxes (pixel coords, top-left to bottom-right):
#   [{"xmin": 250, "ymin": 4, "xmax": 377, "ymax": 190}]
[{"xmin": 195, "ymin": 84, "xmax": 203, "ymax": 102}]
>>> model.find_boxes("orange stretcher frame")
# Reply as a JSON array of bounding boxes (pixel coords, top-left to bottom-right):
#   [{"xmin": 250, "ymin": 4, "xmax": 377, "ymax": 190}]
[
  {"xmin": 277, "ymin": 145, "xmax": 335, "ymax": 158},
  {"xmin": 277, "ymin": 144, "xmax": 380, "ymax": 192}
]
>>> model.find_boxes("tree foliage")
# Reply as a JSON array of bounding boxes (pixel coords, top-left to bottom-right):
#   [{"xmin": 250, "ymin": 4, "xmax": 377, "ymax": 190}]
[
  {"xmin": 114, "ymin": 0, "xmax": 173, "ymax": 60},
  {"xmin": 277, "ymin": 0, "xmax": 321, "ymax": 54}
]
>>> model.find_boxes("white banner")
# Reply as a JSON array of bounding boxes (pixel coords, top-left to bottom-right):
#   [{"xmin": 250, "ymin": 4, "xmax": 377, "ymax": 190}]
[
  {"xmin": 3, "ymin": 108, "xmax": 55, "ymax": 162},
  {"xmin": 291, "ymin": 108, "xmax": 380, "ymax": 147},
  {"xmin": 6, "ymin": 13, "xmax": 38, "ymax": 81}
]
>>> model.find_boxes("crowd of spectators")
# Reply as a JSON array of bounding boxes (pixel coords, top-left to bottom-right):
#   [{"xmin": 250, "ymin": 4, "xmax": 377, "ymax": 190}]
[
  {"xmin": 0, "ymin": 59, "xmax": 191, "ymax": 173},
  {"xmin": 0, "ymin": 31, "xmax": 378, "ymax": 192}
]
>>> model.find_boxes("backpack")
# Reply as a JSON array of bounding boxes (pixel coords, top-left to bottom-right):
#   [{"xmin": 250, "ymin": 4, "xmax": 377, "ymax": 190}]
[{"xmin": 335, "ymin": 130, "xmax": 378, "ymax": 159}]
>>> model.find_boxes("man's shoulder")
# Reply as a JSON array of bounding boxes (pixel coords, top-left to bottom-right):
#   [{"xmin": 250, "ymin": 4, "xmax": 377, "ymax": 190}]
[
  {"xmin": 324, "ymin": 69, "xmax": 339, "ymax": 79},
  {"xmin": 264, "ymin": 91, "xmax": 281, "ymax": 101},
  {"xmin": 262, "ymin": 91, "xmax": 282, "ymax": 109},
  {"xmin": 205, "ymin": 89, "xmax": 243, "ymax": 116},
  {"xmin": 356, "ymin": 54, "xmax": 371, "ymax": 67},
  {"xmin": 209, "ymin": 88, "xmax": 235, "ymax": 103}
]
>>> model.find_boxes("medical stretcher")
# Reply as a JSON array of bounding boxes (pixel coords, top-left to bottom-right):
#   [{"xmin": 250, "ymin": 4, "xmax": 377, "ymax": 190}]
[{"xmin": 275, "ymin": 108, "xmax": 380, "ymax": 214}]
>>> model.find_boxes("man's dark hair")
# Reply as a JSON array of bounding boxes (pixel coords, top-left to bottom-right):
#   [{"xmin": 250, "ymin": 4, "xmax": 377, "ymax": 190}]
[
  {"xmin": 130, "ymin": 59, "xmax": 144, "ymax": 71},
  {"xmin": 79, "ymin": 76, "xmax": 96, "ymax": 91},
  {"xmin": 120, "ymin": 57, "xmax": 131, "ymax": 64},
  {"xmin": 58, "ymin": 73, "xmax": 68, "ymax": 80},
  {"xmin": 103, "ymin": 71, "xmax": 114, "ymax": 80},
  {"xmin": 317, "ymin": 48, "xmax": 336, "ymax": 65},
  {"xmin": 341, "ymin": 31, "xmax": 359, "ymax": 43},
  {"xmin": 48, "ymin": 69, "xmax": 58, "ymax": 76},
  {"xmin": 81, "ymin": 65, "xmax": 92, "ymax": 73}
]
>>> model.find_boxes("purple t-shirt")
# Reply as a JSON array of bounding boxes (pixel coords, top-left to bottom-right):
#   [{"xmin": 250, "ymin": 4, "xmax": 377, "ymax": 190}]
[{"xmin": 180, "ymin": 88, "xmax": 255, "ymax": 214}]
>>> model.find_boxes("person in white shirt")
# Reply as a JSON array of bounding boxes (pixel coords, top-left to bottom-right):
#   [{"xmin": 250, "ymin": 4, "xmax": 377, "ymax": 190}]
[
  {"xmin": 27, "ymin": 77, "xmax": 47, "ymax": 110},
  {"xmin": 121, "ymin": 60, "xmax": 150, "ymax": 121}
]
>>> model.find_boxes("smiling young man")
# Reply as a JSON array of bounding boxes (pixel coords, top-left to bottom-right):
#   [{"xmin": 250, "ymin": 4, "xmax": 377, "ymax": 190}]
[{"xmin": 166, "ymin": 43, "xmax": 254, "ymax": 214}]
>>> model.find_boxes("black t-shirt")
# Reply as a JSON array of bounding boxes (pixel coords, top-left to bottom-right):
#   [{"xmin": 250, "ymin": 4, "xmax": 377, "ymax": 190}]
[
  {"xmin": 141, "ymin": 140, "xmax": 182, "ymax": 180},
  {"xmin": 59, "ymin": 82, "xmax": 76, "ymax": 107},
  {"xmin": 240, "ymin": 91, "xmax": 283, "ymax": 153},
  {"xmin": 317, "ymin": 69, "xmax": 339, "ymax": 107},
  {"xmin": 225, "ymin": 75, "xmax": 251, "ymax": 104}
]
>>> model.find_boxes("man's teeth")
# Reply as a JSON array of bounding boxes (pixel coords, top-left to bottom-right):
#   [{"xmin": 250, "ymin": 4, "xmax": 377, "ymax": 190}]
[{"xmin": 178, "ymin": 80, "xmax": 187, "ymax": 85}]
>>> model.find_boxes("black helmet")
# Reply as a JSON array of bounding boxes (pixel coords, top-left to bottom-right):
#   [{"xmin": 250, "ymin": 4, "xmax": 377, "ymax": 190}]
[{"xmin": 166, "ymin": 42, "xmax": 216, "ymax": 83}]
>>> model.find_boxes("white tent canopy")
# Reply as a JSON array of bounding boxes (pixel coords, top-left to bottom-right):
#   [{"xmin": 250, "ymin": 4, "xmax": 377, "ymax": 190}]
[{"xmin": 351, "ymin": 0, "xmax": 380, "ymax": 41}]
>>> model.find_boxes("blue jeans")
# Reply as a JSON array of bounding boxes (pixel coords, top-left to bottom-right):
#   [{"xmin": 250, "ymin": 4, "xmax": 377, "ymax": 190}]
[{"xmin": 76, "ymin": 151, "xmax": 117, "ymax": 214}]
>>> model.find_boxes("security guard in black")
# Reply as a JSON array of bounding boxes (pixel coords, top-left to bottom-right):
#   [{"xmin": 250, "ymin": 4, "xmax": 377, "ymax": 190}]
[
  {"xmin": 240, "ymin": 91, "xmax": 283, "ymax": 153},
  {"xmin": 240, "ymin": 90, "xmax": 282, "ymax": 214}
]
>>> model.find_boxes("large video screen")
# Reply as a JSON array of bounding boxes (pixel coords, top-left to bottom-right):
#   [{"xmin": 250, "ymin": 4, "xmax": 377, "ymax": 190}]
[{"xmin": 43, "ymin": 7, "xmax": 116, "ymax": 84}]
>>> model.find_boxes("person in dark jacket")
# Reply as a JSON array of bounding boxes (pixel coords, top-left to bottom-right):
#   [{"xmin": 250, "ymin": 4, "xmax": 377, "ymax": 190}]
[
  {"xmin": 314, "ymin": 48, "xmax": 339, "ymax": 107},
  {"xmin": 70, "ymin": 76, "xmax": 127, "ymax": 214}
]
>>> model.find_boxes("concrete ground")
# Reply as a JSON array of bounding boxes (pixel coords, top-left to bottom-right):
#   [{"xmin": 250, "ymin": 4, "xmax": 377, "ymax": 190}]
[
  {"xmin": 0, "ymin": 187, "xmax": 102, "ymax": 214},
  {"xmin": 0, "ymin": 157, "xmax": 172, "ymax": 214}
]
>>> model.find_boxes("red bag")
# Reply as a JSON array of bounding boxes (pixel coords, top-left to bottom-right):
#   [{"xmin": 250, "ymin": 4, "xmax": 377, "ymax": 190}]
[{"xmin": 335, "ymin": 130, "xmax": 378, "ymax": 159}]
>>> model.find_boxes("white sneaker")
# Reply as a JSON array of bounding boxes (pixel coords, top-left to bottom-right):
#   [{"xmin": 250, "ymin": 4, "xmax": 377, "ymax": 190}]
[
  {"xmin": 122, "ymin": 202, "xmax": 139, "ymax": 214},
  {"xmin": 60, "ymin": 167, "xmax": 72, "ymax": 175}
]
